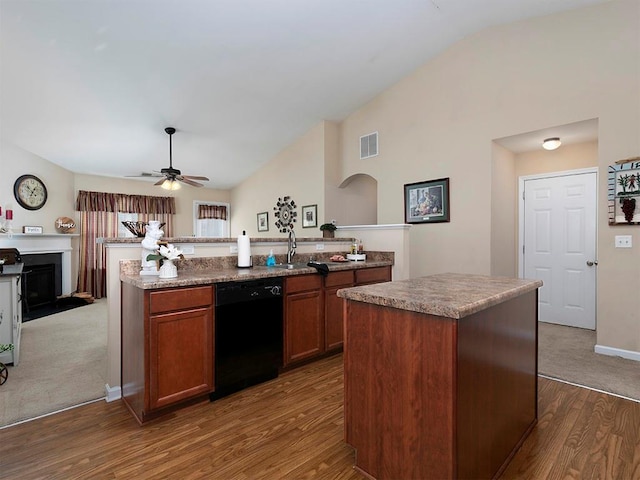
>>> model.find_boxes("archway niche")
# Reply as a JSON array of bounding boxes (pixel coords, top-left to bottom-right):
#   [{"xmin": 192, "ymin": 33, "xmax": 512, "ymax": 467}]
[{"xmin": 326, "ymin": 173, "xmax": 377, "ymax": 226}]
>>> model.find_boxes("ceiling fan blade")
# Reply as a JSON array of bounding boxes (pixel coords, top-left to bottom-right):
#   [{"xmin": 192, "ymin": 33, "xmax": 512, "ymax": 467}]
[
  {"xmin": 126, "ymin": 172, "xmax": 163, "ymax": 178},
  {"xmin": 182, "ymin": 175, "xmax": 209, "ymax": 181},
  {"xmin": 179, "ymin": 177, "xmax": 204, "ymax": 187},
  {"xmin": 154, "ymin": 178, "xmax": 167, "ymax": 186}
]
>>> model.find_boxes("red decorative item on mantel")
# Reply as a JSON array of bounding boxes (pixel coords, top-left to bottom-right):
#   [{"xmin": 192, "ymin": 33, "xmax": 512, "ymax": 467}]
[{"xmin": 5, "ymin": 210, "xmax": 12, "ymax": 220}]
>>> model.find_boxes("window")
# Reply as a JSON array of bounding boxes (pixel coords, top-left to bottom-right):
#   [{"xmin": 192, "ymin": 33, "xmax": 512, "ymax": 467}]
[{"xmin": 194, "ymin": 201, "xmax": 229, "ymax": 238}]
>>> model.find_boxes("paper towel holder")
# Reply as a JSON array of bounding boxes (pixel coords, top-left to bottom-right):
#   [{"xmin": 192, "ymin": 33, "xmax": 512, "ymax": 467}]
[{"xmin": 237, "ymin": 230, "xmax": 253, "ymax": 268}]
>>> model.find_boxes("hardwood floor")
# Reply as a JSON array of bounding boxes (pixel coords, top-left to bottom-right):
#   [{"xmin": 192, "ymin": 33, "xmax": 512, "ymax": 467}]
[{"xmin": 2, "ymin": 354, "xmax": 640, "ymax": 479}]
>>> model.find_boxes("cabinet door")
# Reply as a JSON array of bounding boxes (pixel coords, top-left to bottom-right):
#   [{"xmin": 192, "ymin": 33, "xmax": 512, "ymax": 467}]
[
  {"xmin": 149, "ymin": 305, "xmax": 214, "ymax": 410},
  {"xmin": 324, "ymin": 271, "xmax": 354, "ymax": 352},
  {"xmin": 284, "ymin": 289, "xmax": 323, "ymax": 366}
]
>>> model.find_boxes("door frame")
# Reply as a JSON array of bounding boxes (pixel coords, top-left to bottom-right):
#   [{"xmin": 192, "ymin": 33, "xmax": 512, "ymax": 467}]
[{"xmin": 517, "ymin": 168, "xmax": 598, "ymax": 318}]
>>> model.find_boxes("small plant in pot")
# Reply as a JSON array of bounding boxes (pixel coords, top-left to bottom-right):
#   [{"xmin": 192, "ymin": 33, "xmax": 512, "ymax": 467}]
[{"xmin": 320, "ymin": 223, "xmax": 337, "ymax": 238}]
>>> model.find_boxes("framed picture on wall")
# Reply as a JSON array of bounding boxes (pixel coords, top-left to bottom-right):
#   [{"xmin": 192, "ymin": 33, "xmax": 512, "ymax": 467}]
[
  {"xmin": 257, "ymin": 212, "xmax": 269, "ymax": 232},
  {"xmin": 404, "ymin": 177, "xmax": 450, "ymax": 224},
  {"xmin": 302, "ymin": 204, "xmax": 317, "ymax": 228}
]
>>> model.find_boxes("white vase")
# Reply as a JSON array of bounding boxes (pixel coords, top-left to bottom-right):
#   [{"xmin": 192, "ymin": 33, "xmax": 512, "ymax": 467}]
[{"xmin": 159, "ymin": 259, "xmax": 178, "ymax": 279}]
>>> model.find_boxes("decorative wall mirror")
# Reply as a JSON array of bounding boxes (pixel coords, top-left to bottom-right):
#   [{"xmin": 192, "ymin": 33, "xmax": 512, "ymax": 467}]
[{"xmin": 608, "ymin": 157, "xmax": 640, "ymax": 225}]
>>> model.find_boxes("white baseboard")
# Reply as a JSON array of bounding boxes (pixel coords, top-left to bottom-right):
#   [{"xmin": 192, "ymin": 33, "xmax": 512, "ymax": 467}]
[
  {"xmin": 594, "ymin": 344, "xmax": 640, "ymax": 363},
  {"xmin": 105, "ymin": 384, "xmax": 122, "ymax": 402}
]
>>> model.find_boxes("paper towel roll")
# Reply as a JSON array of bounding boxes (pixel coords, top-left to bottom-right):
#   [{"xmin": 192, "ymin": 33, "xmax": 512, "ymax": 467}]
[{"xmin": 237, "ymin": 230, "xmax": 252, "ymax": 267}]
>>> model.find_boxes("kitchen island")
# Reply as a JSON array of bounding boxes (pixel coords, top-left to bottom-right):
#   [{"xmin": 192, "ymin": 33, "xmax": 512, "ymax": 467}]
[{"xmin": 337, "ymin": 273, "xmax": 542, "ymax": 480}]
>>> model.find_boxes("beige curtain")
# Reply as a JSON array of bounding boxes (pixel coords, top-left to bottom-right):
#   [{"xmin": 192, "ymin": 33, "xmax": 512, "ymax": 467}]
[{"xmin": 76, "ymin": 190, "xmax": 176, "ymax": 297}]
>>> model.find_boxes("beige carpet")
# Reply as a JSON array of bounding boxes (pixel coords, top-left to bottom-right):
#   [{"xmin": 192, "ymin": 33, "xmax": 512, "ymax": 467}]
[
  {"xmin": 538, "ymin": 321, "xmax": 640, "ymax": 401},
  {"xmin": 0, "ymin": 299, "xmax": 107, "ymax": 428}
]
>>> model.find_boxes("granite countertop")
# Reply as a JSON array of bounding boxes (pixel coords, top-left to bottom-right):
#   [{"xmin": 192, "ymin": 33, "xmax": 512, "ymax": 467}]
[
  {"xmin": 120, "ymin": 255, "xmax": 393, "ymax": 289},
  {"xmin": 337, "ymin": 272, "xmax": 542, "ymax": 319},
  {"xmin": 0, "ymin": 262, "xmax": 23, "ymax": 276}
]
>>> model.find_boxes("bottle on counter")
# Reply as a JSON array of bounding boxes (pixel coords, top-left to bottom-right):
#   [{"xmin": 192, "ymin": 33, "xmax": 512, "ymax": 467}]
[
  {"xmin": 266, "ymin": 249, "xmax": 276, "ymax": 266},
  {"xmin": 358, "ymin": 240, "xmax": 364, "ymax": 254}
]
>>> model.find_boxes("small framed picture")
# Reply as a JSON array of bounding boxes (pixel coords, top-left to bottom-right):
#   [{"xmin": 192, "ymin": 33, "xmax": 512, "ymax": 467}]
[
  {"xmin": 302, "ymin": 204, "xmax": 317, "ymax": 228},
  {"xmin": 23, "ymin": 225, "xmax": 44, "ymax": 234},
  {"xmin": 257, "ymin": 212, "xmax": 269, "ymax": 232},
  {"xmin": 404, "ymin": 177, "xmax": 450, "ymax": 224}
]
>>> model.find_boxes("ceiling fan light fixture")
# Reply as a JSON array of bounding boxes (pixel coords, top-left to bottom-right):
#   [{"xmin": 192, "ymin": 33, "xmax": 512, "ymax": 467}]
[
  {"xmin": 542, "ymin": 137, "xmax": 561, "ymax": 150},
  {"xmin": 161, "ymin": 178, "xmax": 181, "ymax": 190}
]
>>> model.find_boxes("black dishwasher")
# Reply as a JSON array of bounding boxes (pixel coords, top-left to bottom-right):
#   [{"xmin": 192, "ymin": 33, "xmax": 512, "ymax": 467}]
[{"xmin": 210, "ymin": 277, "xmax": 283, "ymax": 400}]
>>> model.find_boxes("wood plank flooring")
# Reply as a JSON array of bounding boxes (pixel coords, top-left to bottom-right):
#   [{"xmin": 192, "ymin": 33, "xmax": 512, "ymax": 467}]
[{"xmin": 2, "ymin": 354, "xmax": 640, "ymax": 479}]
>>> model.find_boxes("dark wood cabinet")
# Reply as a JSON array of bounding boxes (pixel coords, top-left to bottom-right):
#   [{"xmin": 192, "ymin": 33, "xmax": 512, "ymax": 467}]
[
  {"xmin": 283, "ymin": 275, "xmax": 323, "ymax": 366},
  {"xmin": 122, "ymin": 283, "xmax": 214, "ymax": 424},
  {"xmin": 343, "ymin": 288, "xmax": 538, "ymax": 480},
  {"xmin": 324, "ymin": 270, "xmax": 354, "ymax": 352},
  {"xmin": 284, "ymin": 266, "xmax": 392, "ymax": 366},
  {"xmin": 354, "ymin": 265, "xmax": 391, "ymax": 285}
]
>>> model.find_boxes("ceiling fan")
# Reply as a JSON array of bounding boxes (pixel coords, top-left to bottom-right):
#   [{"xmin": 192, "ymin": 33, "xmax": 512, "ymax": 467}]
[{"xmin": 130, "ymin": 127, "xmax": 209, "ymax": 190}]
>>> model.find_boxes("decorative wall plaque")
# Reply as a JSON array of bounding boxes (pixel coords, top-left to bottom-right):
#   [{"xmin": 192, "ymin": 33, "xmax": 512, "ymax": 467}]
[
  {"xmin": 608, "ymin": 157, "xmax": 640, "ymax": 225},
  {"xmin": 55, "ymin": 216, "xmax": 77, "ymax": 233}
]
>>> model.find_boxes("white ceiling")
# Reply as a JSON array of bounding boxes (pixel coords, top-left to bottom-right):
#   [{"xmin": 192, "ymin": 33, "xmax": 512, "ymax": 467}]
[{"xmin": 0, "ymin": 0, "xmax": 608, "ymax": 189}]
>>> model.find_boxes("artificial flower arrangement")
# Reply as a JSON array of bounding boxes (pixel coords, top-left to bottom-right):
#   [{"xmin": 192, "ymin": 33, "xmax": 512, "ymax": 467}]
[{"xmin": 146, "ymin": 243, "xmax": 184, "ymax": 266}]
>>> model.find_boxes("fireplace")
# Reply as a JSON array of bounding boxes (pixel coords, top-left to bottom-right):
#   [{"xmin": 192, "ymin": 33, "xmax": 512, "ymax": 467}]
[
  {"xmin": 0, "ymin": 234, "xmax": 76, "ymax": 297},
  {"xmin": 22, "ymin": 253, "xmax": 63, "ymax": 311}
]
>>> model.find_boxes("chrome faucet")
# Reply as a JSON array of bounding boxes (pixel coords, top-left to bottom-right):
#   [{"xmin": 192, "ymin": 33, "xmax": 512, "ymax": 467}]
[{"xmin": 287, "ymin": 229, "xmax": 297, "ymax": 264}]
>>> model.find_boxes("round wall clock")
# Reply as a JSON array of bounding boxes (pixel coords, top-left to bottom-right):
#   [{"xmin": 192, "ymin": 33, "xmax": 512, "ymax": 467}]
[{"xmin": 14, "ymin": 174, "xmax": 48, "ymax": 210}]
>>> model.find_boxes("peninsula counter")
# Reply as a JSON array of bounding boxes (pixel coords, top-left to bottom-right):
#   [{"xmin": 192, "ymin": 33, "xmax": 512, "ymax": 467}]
[{"xmin": 337, "ymin": 273, "xmax": 542, "ymax": 480}]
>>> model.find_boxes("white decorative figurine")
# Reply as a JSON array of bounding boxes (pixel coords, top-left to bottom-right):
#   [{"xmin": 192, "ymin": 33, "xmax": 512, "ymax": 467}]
[
  {"xmin": 140, "ymin": 220, "xmax": 163, "ymax": 275},
  {"xmin": 158, "ymin": 244, "xmax": 183, "ymax": 279}
]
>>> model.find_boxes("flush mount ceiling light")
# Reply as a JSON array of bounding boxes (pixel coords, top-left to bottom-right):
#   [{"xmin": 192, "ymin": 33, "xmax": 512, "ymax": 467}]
[{"xmin": 542, "ymin": 137, "xmax": 562, "ymax": 150}]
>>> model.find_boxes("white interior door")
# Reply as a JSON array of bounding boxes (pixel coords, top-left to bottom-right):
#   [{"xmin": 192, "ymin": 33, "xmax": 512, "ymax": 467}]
[{"xmin": 521, "ymin": 170, "xmax": 597, "ymax": 329}]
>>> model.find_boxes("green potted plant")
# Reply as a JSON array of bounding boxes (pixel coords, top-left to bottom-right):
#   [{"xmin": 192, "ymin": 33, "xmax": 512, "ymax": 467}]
[{"xmin": 320, "ymin": 223, "xmax": 337, "ymax": 238}]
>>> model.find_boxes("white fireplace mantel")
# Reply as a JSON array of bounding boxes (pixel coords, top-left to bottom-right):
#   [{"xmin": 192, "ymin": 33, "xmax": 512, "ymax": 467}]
[{"xmin": 0, "ymin": 233, "xmax": 78, "ymax": 295}]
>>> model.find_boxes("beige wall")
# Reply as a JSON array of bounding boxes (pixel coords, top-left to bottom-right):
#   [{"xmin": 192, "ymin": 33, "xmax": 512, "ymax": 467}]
[
  {"xmin": 515, "ymin": 141, "xmax": 599, "ymax": 179},
  {"xmin": 0, "ymin": 142, "xmax": 231, "ymax": 238},
  {"xmin": 491, "ymin": 143, "xmax": 517, "ymax": 277},
  {"xmin": 1, "ymin": 142, "xmax": 76, "ymax": 233},
  {"xmin": 336, "ymin": 1, "xmax": 639, "ymax": 354},
  {"xmin": 231, "ymin": 121, "xmax": 326, "ymax": 238}
]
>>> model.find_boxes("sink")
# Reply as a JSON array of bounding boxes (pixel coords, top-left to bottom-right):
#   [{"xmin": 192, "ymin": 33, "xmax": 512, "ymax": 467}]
[{"xmin": 269, "ymin": 263, "xmax": 310, "ymax": 270}]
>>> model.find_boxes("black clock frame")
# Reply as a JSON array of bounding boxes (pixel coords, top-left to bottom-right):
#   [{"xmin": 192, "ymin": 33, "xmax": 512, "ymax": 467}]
[{"xmin": 13, "ymin": 174, "xmax": 48, "ymax": 211}]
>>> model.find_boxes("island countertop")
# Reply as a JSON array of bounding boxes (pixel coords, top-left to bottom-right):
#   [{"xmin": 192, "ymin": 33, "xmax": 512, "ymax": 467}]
[{"xmin": 337, "ymin": 272, "xmax": 542, "ymax": 319}]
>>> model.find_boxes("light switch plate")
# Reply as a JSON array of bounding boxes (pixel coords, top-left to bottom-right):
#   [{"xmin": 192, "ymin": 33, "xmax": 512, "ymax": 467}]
[
  {"xmin": 315, "ymin": 244, "xmax": 325, "ymax": 251},
  {"xmin": 615, "ymin": 235, "xmax": 632, "ymax": 248},
  {"xmin": 180, "ymin": 245, "xmax": 195, "ymax": 255},
  {"xmin": 230, "ymin": 245, "xmax": 238, "ymax": 253}
]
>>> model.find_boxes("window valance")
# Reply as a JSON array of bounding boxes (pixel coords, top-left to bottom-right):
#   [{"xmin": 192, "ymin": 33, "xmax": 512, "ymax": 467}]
[
  {"xmin": 76, "ymin": 190, "xmax": 176, "ymax": 214},
  {"xmin": 198, "ymin": 204, "xmax": 227, "ymax": 220}
]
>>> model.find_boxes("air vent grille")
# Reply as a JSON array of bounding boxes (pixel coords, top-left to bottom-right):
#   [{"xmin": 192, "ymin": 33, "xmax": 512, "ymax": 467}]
[{"xmin": 360, "ymin": 132, "xmax": 379, "ymax": 159}]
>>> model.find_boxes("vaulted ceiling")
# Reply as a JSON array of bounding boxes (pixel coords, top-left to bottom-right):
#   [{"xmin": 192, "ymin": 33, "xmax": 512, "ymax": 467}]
[{"xmin": 0, "ymin": 0, "xmax": 608, "ymax": 189}]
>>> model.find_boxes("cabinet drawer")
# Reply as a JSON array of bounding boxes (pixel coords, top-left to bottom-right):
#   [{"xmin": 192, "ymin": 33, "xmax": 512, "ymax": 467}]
[
  {"xmin": 355, "ymin": 266, "xmax": 391, "ymax": 285},
  {"xmin": 286, "ymin": 274, "xmax": 322, "ymax": 294},
  {"xmin": 149, "ymin": 286, "xmax": 214, "ymax": 314},
  {"xmin": 325, "ymin": 270, "xmax": 354, "ymax": 288}
]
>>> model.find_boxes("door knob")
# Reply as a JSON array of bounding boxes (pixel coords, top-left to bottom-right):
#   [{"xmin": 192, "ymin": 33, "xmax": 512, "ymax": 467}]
[{"xmin": 586, "ymin": 261, "xmax": 598, "ymax": 267}]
